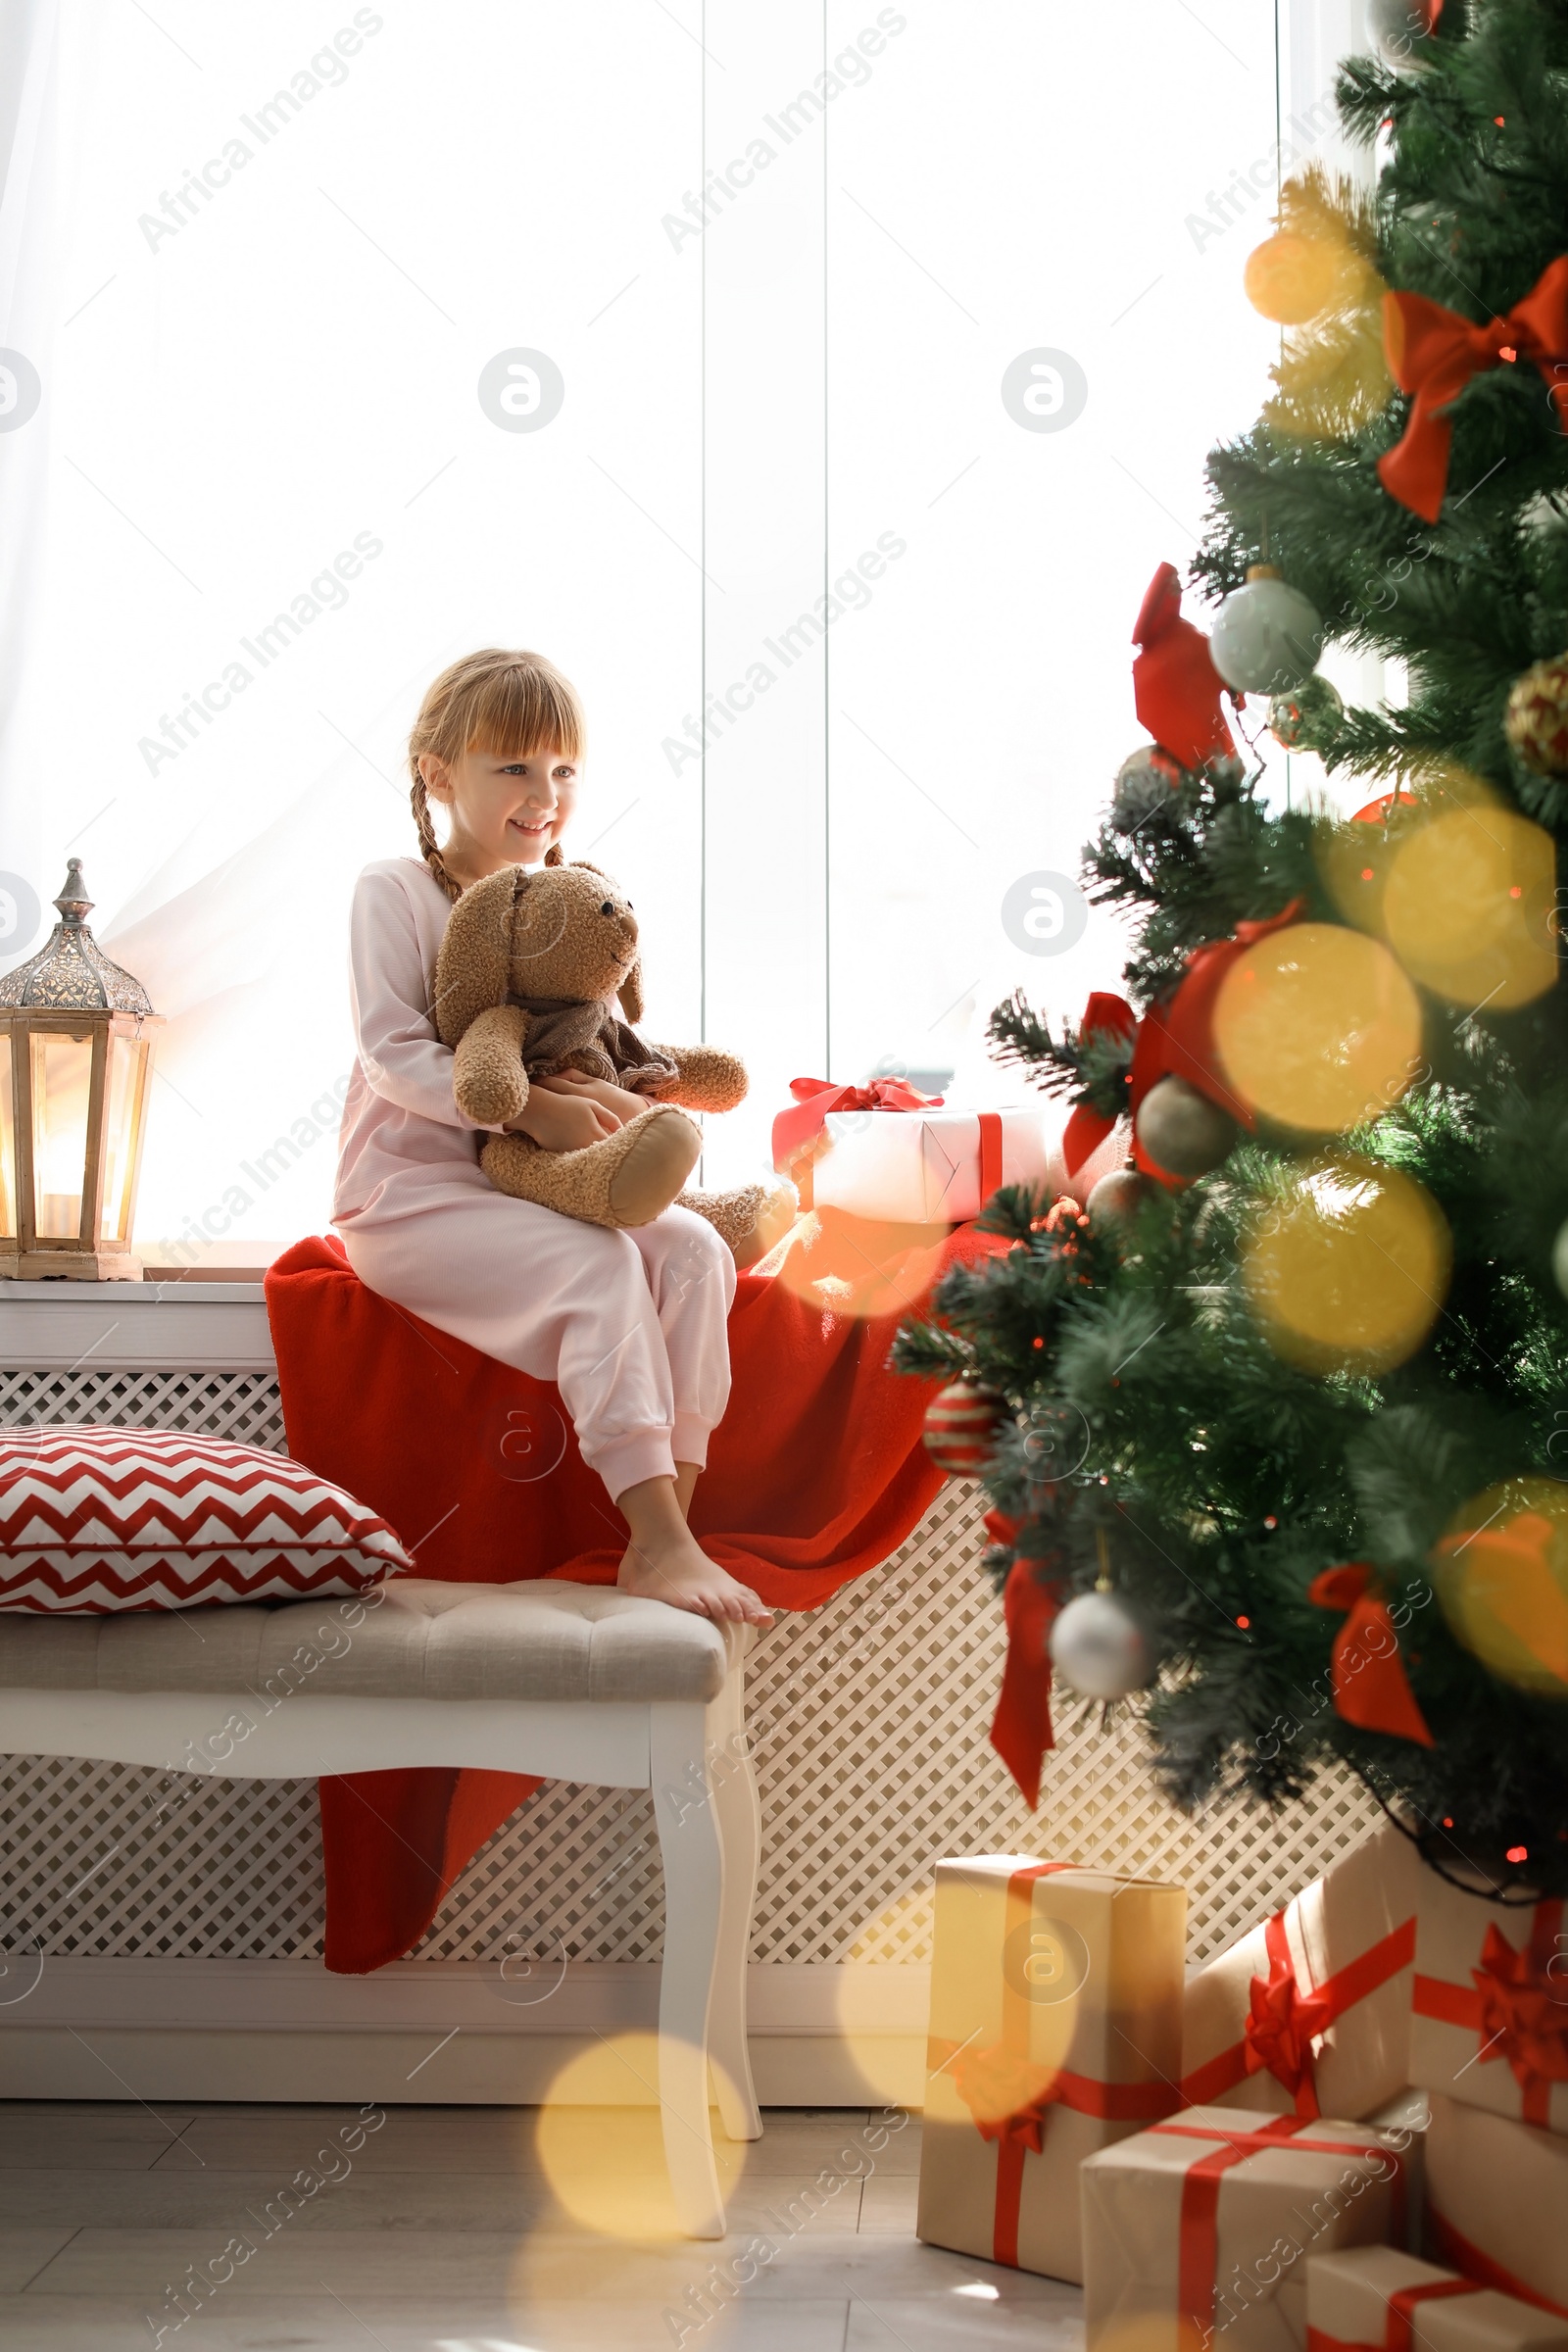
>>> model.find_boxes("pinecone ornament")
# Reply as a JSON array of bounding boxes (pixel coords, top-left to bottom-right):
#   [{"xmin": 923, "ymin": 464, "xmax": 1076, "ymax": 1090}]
[{"xmin": 1505, "ymin": 652, "xmax": 1568, "ymax": 779}]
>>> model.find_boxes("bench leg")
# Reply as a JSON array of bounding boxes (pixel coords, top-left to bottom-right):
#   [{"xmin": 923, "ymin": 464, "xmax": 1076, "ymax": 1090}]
[
  {"xmin": 651, "ymin": 1702, "xmax": 725, "ymax": 2239},
  {"xmin": 708, "ymin": 1628, "xmax": 762, "ymax": 2141}
]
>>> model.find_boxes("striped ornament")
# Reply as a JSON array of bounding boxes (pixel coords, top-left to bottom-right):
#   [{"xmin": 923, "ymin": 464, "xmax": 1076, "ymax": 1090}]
[
  {"xmin": 0, "ymin": 1426, "xmax": 410, "ymax": 1613},
  {"xmin": 921, "ymin": 1380, "xmax": 1007, "ymax": 1477}
]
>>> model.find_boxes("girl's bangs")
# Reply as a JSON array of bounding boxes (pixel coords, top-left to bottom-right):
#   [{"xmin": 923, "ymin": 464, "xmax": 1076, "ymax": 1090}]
[{"xmin": 465, "ymin": 666, "xmax": 585, "ymax": 763}]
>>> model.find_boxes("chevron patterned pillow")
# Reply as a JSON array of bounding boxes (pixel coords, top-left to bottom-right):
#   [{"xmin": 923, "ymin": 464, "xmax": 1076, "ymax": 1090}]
[{"xmin": 0, "ymin": 1426, "xmax": 412, "ymax": 1611}]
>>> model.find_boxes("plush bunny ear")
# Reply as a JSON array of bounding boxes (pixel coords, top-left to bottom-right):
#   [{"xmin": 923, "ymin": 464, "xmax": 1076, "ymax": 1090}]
[
  {"xmin": 432, "ymin": 865, "xmax": 528, "ymax": 1045},
  {"xmin": 618, "ymin": 957, "xmax": 644, "ymax": 1024}
]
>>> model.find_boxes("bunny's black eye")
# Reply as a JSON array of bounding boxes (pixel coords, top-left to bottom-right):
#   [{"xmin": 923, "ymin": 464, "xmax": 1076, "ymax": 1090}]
[{"xmin": 600, "ymin": 900, "xmax": 614, "ymax": 916}]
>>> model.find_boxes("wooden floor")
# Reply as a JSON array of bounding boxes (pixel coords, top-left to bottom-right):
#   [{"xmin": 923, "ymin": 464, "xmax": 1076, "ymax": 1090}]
[{"xmin": 0, "ymin": 2101, "xmax": 1086, "ymax": 2349}]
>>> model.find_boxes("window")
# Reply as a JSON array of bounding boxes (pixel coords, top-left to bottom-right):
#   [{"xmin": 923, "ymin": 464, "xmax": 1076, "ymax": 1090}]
[{"xmin": 0, "ymin": 1, "xmax": 1334, "ymax": 1250}]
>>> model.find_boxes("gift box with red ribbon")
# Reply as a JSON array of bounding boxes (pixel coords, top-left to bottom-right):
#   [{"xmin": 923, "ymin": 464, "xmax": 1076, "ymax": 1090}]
[
  {"xmin": 772, "ymin": 1077, "xmax": 1051, "ymax": 1224},
  {"xmin": 1424, "ymin": 2094, "xmax": 1568, "ymax": 2320},
  {"xmin": 1409, "ymin": 1873, "xmax": 1568, "ymax": 2135},
  {"xmin": 1181, "ymin": 1826, "xmax": 1419, "ymax": 2124},
  {"xmin": 1080, "ymin": 2108, "xmax": 1407, "ymax": 2352},
  {"xmin": 916, "ymin": 1855, "xmax": 1187, "ymax": 2283},
  {"xmin": 1304, "ymin": 2243, "xmax": 1568, "ymax": 2352}
]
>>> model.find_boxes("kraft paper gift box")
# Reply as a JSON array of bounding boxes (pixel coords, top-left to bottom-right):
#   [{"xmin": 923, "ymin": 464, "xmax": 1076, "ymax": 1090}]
[
  {"xmin": 1304, "ymin": 2244, "xmax": 1568, "ymax": 2352},
  {"xmin": 1182, "ymin": 1826, "xmax": 1419, "ymax": 2122},
  {"xmin": 1409, "ymin": 1874, "xmax": 1568, "ymax": 2135},
  {"xmin": 1423, "ymin": 2094, "xmax": 1568, "ymax": 2320},
  {"xmin": 1080, "ymin": 2108, "xmax": 1408, "ymax": 2352},
  {"xmin": 917, "ymin": 1855, "xmax": 1187, "ymax": 2284},
  {"xmin": 788, "ymin": 1106, "xmax": 1052, "ymax": 1224}
]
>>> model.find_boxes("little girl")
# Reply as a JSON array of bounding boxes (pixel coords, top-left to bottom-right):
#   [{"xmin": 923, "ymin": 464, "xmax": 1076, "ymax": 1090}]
[{"xmin": 333, "ymin": 648, "xmax": 770, "ymax": 1627}]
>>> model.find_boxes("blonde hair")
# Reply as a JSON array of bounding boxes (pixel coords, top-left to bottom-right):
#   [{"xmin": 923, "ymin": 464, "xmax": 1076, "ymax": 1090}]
[{"xmin": 408, "ymin": 649, "xmax": 586, "ymax": 900}]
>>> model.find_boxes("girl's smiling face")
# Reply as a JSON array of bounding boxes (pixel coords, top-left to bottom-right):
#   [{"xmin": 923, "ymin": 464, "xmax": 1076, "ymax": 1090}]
[{"xmin": 419, "ymin": 741, "xmax": 579, "ymax": 881}]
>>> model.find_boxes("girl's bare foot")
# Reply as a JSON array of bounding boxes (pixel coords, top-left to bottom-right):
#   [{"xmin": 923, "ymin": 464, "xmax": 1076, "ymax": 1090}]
[
  {"xmin": 617, "ymin": 1524, "xmax": 772, "ymax": 1625},
  {"xmin": 614, "ymin": 1471, "xmax": 772, "ymax": 1626}
]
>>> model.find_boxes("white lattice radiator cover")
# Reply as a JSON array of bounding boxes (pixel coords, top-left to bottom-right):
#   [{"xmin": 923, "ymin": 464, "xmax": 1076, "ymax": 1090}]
[{"xmin": 0, "ymin": 1371, "xmax": 1380, "ymax": 1972}]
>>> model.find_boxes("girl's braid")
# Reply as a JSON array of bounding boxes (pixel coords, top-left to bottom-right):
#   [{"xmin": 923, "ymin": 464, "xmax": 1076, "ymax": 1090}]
[{"xmin": 410, "ymin": 768, "xmax": 463, "ymax": 903}]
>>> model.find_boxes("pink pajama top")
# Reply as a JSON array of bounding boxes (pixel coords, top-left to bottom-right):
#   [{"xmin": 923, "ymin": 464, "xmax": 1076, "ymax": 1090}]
[{"xmin": 332, "ymin": 858, "xmax": 503, "ymax": 1230}]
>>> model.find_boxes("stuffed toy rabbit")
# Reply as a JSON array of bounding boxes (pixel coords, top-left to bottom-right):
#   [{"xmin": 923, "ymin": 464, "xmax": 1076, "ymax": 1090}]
[{"xmin": 433, "ymin": 849, "xmax": 792, "ymax": 1263}]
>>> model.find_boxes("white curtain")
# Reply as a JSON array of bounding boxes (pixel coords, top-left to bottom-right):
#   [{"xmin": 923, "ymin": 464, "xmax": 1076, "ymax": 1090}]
[
  {"xmin": 0, "ymin": 0, "xmax": 60, "ymax": 921},
  {"xmin": 0, "ymin": 1, "xmax": 1321, "ymax": 1260}
]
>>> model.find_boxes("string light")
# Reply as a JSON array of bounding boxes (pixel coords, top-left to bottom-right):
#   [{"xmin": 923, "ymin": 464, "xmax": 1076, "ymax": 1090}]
[
  {"xmin": 1507, "ymin": 1844, "xmax": 1529, "ymax": 1863},
  {"xmin": 1237, "ymin": 1615, "xmax": 1251, "ymax": 1629}
]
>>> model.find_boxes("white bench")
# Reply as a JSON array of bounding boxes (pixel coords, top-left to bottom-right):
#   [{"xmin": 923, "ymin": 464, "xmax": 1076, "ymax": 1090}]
[{"xmin": 0, "ymin": 1578, "xmax": 762, "ymax": 2239}]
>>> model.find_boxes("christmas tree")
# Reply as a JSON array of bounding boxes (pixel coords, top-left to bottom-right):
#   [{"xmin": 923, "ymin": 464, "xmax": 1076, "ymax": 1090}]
[{"xmin": 896, "ymin": 0, "xmax": 1568, "ymax": 1894}]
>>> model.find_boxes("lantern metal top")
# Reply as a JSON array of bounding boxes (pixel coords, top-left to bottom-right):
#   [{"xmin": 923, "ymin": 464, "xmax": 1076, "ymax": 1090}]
[{"xmin": 0, "ymin": 861, "xmax": 156, "ymax": 1016}]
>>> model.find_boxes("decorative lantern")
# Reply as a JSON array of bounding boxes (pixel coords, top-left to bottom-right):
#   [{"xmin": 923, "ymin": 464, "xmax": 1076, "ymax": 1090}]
[{"xmin": 0, "ymin": 862, "xmax": 162, "ymax": 1281}]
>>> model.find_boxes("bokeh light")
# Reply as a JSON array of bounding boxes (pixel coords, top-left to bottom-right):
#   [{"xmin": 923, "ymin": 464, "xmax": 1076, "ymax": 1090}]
[
  {"xmin": 1434, "ymin": 1479, "xmax": 1568, "ymax": 1698},
  {"xmin": 1318, "ymin": 808, "xmax": 1404, "ymax": 936},
  {"xmin": 837, "ymin": 1887, "xmax": 940, "ymax": 2106},
  {"xmin": 1242, "ymin": 1152, "xmax": 1450, "ymax": 1374},
  {"xmin": 1244, "ymin": 231, "xmax": 1343, "ymax": 323},
  {"xmin": 923, "ymin": 1875, "xmax": 1081, "ymax": 2143},
  {"xmin": 1213, "ymin": 922, "xmax": 1423, "ymax": 1133},
  {"xmin": 765, "ymin": 1207, "xmax": 953, "ymax": 1320},
  {"xmin": 1382, "ymin": 803, "xmax": 1556, "ymax": 1009},
  {"xmin": 532, "ymin": 2032, "xmax": 748, "ymax": 2240}
]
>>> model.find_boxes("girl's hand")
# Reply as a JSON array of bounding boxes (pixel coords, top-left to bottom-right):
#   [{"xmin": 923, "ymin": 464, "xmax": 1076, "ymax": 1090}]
[
  {"xmin": 507, "ymin": 1090, "xmax": 621, "ymax": 1152},
  {"xmin": 536, "ymin": 1069, "xmax": 652, "ymax": 1126}
]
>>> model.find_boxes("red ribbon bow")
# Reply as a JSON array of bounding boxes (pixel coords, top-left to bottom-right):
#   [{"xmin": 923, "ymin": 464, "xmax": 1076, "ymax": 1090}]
[
  {"xmin": 1378, "ymin": 254, "xmax": 1568, "ymax": 523},
  {"xmin": 1308, "ymin": 1563, "xmax": 1435, "ymax": 1746},
  {"xmin": 771, "ymin": 1073, "xmax": 944, "ymax": 1172},
  {"xmin": 1243, "ymin": 1911, "xmax": 1335, "ymax": 2115},
  {"xmin": 1181, "ymin": 1911, "xmax": 1416, "ymax": 2111},
  {"xmin": 1414, "ymin": 1895, "xmax": 1564, "ymax": 2130},
  {"xmin": 1473, "ymin": 1919, "xmax": 1568, "ymax": 2101},
  {"xmin": 952, "ymin": 2044, "xmax": 1064, "ymax": 2153},
  {"xmin": 1132, "ymin": 563, "xmax": 1238, "ymax": 771}
]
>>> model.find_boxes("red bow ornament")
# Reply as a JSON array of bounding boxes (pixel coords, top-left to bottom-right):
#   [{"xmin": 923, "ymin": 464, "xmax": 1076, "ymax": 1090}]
[
  {"xmin": 990, "ymin": 1546, "xmax": 1060, "ymax": 1807},
  {"xmin": 1308, "ymin": 1562, "xmax": 1435, "ymax": 1746},
  {"xmin": 771, "ymin": 1073, "xmax": 944, "ymax": 1173},
  {"xmin": 1127, "ymin": 899, "xmax": 1305, "ymax": 1186},
  {"xmin": 1244, "ymin": 1915, "xmax": 1336, "ymax": 2116},
  {"xmin": 1132, "ymin": 564, "xmax": 1239, "ymax": 771},
  {"xmin": 1060, "ymin": 993, "xmax": 1138, "ymax": 1180},
  {"xmin": 1378, "ymin": 255, "xmax": 1568, "ymax": 524},
  {"xmin": 1473, "ymin": 1921, "xmax": 1568, "ymax": 2105},
  {"xmin": 1059, "ymin": 906, "xmax": 1308, "ymax": 1190}
]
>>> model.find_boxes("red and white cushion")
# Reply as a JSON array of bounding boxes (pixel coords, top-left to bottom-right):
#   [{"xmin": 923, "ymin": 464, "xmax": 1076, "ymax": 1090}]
[{"xmin": 0, "ymin": 1427, "xmax": 411, "ymax": 1612}]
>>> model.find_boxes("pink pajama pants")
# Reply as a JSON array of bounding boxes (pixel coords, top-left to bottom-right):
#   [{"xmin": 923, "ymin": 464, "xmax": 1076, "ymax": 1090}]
[{"xmin": 338, "ymin": 1180, "xmax": 736, "ymax": 1500}]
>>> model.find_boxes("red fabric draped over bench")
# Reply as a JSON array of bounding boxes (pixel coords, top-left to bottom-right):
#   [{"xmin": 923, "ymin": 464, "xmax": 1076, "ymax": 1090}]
[{"xmin": 265, "ymin": 1217, "xmax": 1000, "ymax": 1973}]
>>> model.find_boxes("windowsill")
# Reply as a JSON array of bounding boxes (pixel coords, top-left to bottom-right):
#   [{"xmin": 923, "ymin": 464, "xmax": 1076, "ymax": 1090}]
[{"xmin": 0, "ymin": 1280, "xmax": 274, "ymax": 1371}]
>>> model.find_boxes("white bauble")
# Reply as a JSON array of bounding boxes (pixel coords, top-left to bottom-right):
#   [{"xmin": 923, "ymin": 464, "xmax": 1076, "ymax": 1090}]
[
  {"xmin": 1049, "ymin": 1589, "xmax": 1152, "ymax": 1699},
  {"xmin": 1366, "ymin": 0, "xmax": 1442, "ymax": 71},
  {"xmin": 1209, "ymin": 567, "xmax": 1325, "ymax": 696},
  {"xmin": 1134, "ymin": 1076, "xmax": 1238, "ymax": 1179},
  {"xmin": 1552, "ymin": 1217, "xmax": 1568, "ymax": 1301},
  {"xmin": 1087, "ymin": 1167, "xmax": 1153, "ymax": 1231}
]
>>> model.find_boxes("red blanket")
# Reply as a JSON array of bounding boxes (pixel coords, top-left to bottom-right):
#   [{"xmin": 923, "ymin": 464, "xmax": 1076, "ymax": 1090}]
[{"xmin": 265, "ymin": 1213, "xmax": 1000, "ymax": 1972}]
